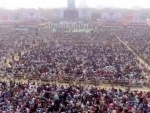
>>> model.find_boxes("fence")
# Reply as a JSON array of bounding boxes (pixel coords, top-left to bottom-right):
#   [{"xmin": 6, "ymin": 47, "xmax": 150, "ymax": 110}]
[{"xmin": 4, "ymin": 74, "xmax": 148, "ymax": 88}]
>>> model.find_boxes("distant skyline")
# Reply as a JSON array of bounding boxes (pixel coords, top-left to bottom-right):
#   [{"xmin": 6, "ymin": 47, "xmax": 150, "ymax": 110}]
[{"xmin": 1, "ymin": 0, "xmax": 150, "ymax": 9}]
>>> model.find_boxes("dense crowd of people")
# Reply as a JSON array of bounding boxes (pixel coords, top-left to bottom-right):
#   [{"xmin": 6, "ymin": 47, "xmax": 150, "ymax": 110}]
[
  {"xmin": 0, "ymin": 28, "xmax": 149, "ymax": 85},
  {"xmin": 0, "ymin": 81, "xmax": 149, "ymax": 113},
  {"xmin": 1, "ymin": 28, "xmax": 146, "ymax": 86},
  {"xmin": 116, "ymin": 27, "xmax": 150, "ymax": 65},
  {"xmin": 0, "ymin": 28, "xmax": 43, "ymax": 68},
  {"xmin": 0, "ymin": 26, "xmax": 149, "ymax": 112}
]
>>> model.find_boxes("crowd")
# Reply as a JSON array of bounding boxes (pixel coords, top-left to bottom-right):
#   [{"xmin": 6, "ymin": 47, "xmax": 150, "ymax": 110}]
[
  {"xmin": 0, "ymin": 28, "xmax": 146, "ymax": 87},
  {"xmin": 116, "ymin": 27, "xmax": 150, "ymax": 65},
  {"xmin": 0, "ymin": 81, "xmax": 149, "ymax": 113},
  {"xmin": 0, "ymin": 28, "xmax": 43, "ymax": 67},
  {"xmin": 0, "ymin": 26, "xmax": 149, "ymax": 112}
]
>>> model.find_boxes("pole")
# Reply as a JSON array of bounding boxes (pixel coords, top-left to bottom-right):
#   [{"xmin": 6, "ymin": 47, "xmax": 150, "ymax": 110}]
[{"xmin": 92, "ymin": 30, "xmax": 93, "ymax": 39}]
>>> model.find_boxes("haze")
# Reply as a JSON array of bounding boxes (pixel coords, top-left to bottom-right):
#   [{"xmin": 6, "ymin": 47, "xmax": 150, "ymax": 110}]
[{"xmin": 1, "ymin": 0, "xmax": 150, "ymax": 9}]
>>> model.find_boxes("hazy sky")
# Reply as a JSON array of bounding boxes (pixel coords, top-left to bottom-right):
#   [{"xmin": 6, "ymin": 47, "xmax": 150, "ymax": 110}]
[{"xmin": 1, "ymin": 0, "xmax": 150, "ymax": 9}]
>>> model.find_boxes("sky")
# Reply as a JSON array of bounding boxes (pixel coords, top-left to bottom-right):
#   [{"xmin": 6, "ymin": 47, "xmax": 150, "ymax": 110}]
[{"xmin": 1, "ymin": 0, "xmax": 150, "ymax": 9}]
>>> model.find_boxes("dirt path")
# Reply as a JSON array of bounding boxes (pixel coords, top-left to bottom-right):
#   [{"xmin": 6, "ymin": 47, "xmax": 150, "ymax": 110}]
[{"xmin": 116, "ymin": 35, "xmax": 150, "ymax": 71}]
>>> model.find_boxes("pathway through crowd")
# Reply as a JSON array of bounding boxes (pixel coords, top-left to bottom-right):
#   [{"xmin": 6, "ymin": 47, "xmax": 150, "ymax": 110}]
[
  {"xmin": 116, "ymin": 35, "xmax": 150, "ymax": 71},
  {"xmin": 116, "ymin": 35, "xmax": 150, "ymax": 86}
]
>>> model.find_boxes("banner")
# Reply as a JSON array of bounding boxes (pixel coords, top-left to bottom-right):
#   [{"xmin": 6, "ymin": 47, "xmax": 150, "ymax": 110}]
[
  {"xmin": 64, "ymin": 9, "xmax": 79, "ymax": 19},
  {"xmin": 53, "ymin": 9, "xmax": 64, "ymax": 19},
  {"xmin": 13, "ymin": 13, "xmax": 20, "ymax": 21},
  {"xmin": 23, "ymin": 13, "xmax": 41, "ymax": 22},
  {"xmin": 139, "ymin": 13, "xmax": 147, "ymax": 21},
  {"xmin": 101, "ymin": 13, "xmax": 122, "ymax": 22},
  {"xmin": 79, "ymin": 8, "xmax": 91, "ymax": 19},
  {"xmin": 125, "ymin": 14, "xmax": 134, "ymax": 22},
  {"xmin": 67, "ymin": 0, "xmax": 75, "ymax": 8},
  {"xmin": 8, "ymin": 14, "xmax": 14, "ymax": 22},
  {"xmin": 2, "ymin": 14, "xmax": 9, "ymax": 22},
  {"xmin": 2, "ymin": 13, "xmax": 21, "ymax": 22},
  {"xmin": 125, "ymin": 13, "xmax": 147, "ymax": 23}
]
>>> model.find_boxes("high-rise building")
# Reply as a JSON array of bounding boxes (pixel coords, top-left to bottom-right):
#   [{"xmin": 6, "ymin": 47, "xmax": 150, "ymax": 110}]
[{"xmin": 67, "ymin": 0, "xmax": 76, "ymax": 8}]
